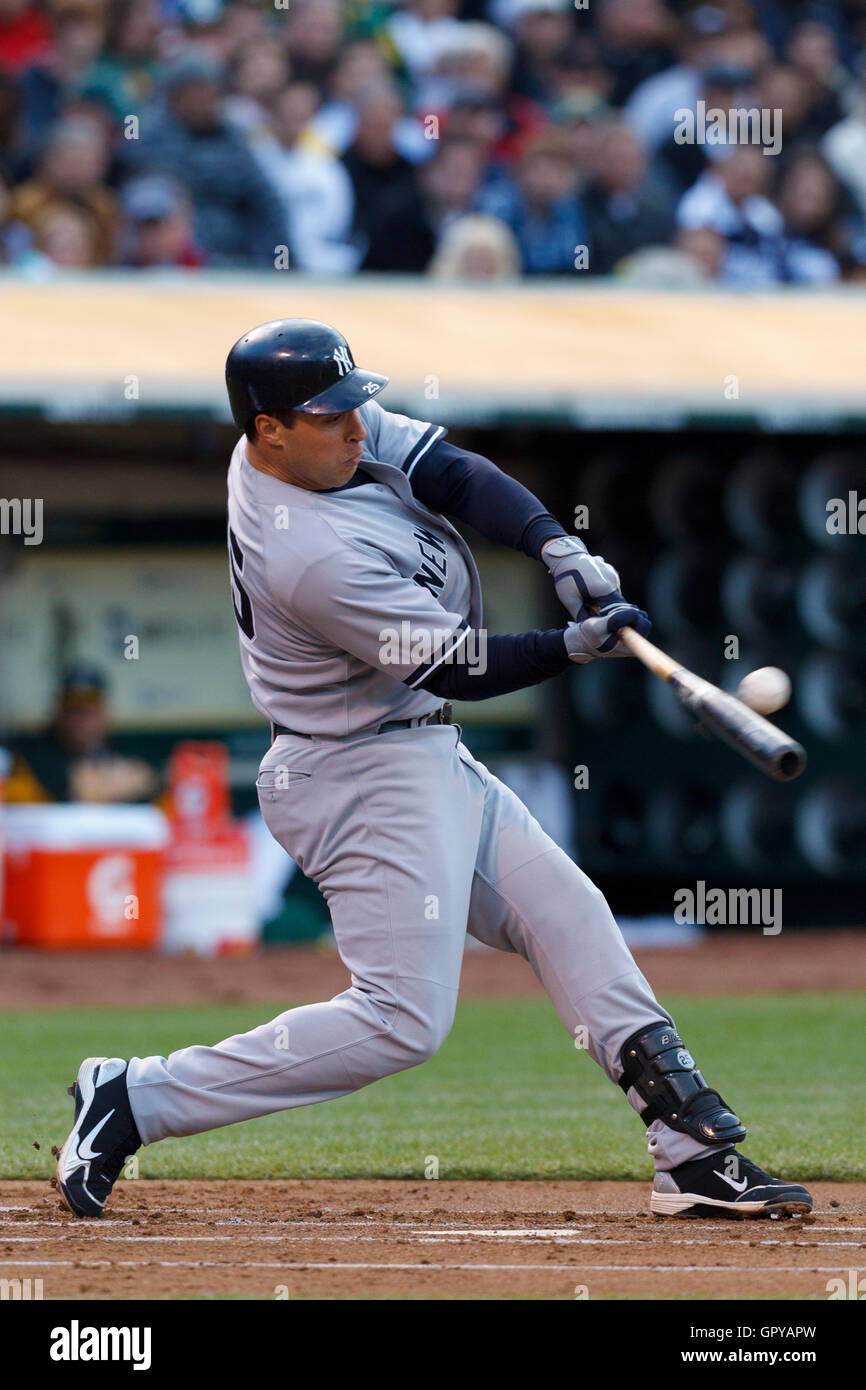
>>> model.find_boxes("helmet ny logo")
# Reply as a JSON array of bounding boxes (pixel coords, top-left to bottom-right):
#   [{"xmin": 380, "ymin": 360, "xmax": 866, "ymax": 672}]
[{"xmin": 332, "ymin": 346, "xmax": 353, "ymax": 376}]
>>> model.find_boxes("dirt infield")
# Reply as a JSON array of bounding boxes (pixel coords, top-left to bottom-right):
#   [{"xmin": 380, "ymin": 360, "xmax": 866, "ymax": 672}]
[
  {"xmin": 3, "ymin": 933, "xmax": 862, "ymax": 1299},
  {"xmin": 2, "ymin": 929, "xmax": 864, "ymax": 1010},
  {"xmin": 1, "ymin": 1179, "xmax": 863, "ymax": 1300}
]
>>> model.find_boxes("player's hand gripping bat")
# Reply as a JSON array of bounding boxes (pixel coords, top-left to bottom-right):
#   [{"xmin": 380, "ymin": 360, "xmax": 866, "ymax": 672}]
[{"xmin": 617, "ymin": 626, "xmax": 807, "ymax": 783}]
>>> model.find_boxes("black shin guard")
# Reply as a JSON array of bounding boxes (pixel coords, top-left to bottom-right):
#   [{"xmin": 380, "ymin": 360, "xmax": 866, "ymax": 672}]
[{"xmin": 618, "ymin": 1023, "xmax": 747, "ymax": 1145}]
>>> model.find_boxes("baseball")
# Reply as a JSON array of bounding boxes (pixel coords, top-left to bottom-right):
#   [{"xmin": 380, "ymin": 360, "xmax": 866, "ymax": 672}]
[{"xmin": 737, "ymin": 666, "xmax": 792, "ymax": 715}]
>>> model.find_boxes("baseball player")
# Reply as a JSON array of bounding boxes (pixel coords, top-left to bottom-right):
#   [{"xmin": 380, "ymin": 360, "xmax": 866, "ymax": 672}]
[{"xmin": 57, "ymin": 320, "xmax": 812, "ymax": 1222}]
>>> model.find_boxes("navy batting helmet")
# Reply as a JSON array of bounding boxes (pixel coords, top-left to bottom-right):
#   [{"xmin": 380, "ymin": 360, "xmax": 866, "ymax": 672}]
[{"xmin": 225, "ymin": 319, "xmax": 389, "ymax": 432}]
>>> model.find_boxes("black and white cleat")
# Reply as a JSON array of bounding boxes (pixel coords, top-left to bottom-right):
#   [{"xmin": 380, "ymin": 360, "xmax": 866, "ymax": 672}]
[
  {"xmin": 651, "ymin": 1147, "xmax": 813, "ymax": 1219},
  {"xmin": 56, "ymin": 1057, "xmax": 141, "ymax": 1219}
]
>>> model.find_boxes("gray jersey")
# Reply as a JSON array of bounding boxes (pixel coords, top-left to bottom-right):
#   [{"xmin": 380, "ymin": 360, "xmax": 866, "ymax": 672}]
[{"xmin": 226, "ymin": 401, "xmax": 484, "ymax": 735}]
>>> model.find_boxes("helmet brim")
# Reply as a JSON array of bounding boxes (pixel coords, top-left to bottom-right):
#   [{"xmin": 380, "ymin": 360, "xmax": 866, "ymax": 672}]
[{"xmin": 295, "ymin": 368, "xmax": 389, "ymax": 414}]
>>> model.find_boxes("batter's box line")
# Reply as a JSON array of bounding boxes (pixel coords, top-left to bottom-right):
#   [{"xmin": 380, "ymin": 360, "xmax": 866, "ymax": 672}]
[
  {"xmin": 3, "ymin": 1219, "xmax": 861, "ymax": 1237},
  {"xmin": 5, "ymin": 1234, "xmax": 863, "ymax": 1249},
  {"xmin": 4, "ymin": 1260, "xmax": 865, "ymax": 1273}
]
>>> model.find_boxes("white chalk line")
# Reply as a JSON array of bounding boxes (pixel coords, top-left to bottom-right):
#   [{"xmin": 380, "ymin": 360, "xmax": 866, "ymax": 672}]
[
  {"xmin": 2, "ymin": 1215, "xmax": 645, "ymax": 1230},
  {"xmin": 1, "ymin": 1232, "xmax": 861, "ymax": 1249},
  {"xmin": 2, "ymin": 1259, "xmax": 862, "ymax": 1274},
  {"xmin": 2, "ymin": 1214, "xmax": 859, "ymax": 1235},
  {"xmin": 10, "ymin": 1203, "xmax": 855, "ymax": 1221}
]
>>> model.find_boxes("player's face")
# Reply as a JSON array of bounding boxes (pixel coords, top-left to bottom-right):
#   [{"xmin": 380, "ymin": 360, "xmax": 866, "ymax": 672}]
[
  {"xmin": 273, "ymin": 409, "xmax": 367, "ymax": 490},
  {"xmin": 286, "ymin": 405, "xmax": 364, "ymax": 489}
]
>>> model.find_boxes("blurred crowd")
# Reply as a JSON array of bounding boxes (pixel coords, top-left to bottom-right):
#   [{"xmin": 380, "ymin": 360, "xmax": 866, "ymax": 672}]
[{"xmin": 3, "ymin": 0, "xmax": 866, "ymax": 282}]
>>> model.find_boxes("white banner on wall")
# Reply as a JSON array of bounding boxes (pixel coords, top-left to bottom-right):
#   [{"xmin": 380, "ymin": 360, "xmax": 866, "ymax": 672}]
[{"xmin": 1, "ymin": 547, "xmax": 256, "ymax": 730}]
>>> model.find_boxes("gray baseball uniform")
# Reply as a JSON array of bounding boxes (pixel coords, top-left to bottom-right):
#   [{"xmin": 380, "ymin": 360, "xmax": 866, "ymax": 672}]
[{"xmin": 126, "ymin": 403, "xmax": 715, "ymax": 1173}]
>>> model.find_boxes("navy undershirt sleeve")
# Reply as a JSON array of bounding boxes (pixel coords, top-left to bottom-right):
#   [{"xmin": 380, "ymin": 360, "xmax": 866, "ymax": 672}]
[
  {"xmin": 417, "ymin": 628, "xmax": 570, "ymax": 701},
  {"xmin": 406, "ymin": 440, "xmax": 567, "ymax": 560}
]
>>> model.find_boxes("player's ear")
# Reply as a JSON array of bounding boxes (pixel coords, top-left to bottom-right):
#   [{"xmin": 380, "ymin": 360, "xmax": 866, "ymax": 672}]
[{"xmin": 254, "ymin": 413, "xmax": 283, "ymax": 446}]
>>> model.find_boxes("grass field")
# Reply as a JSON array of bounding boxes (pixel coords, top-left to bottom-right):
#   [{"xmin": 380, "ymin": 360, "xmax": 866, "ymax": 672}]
[{"xmin": 2, "ymin": 992, "xmax": 863, "ymax": 1183}]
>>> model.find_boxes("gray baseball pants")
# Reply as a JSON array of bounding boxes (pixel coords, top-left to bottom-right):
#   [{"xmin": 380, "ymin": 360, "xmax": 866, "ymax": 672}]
[{"xmin": 127, "ymin": 725, "xmax": 716, "ymax": 1171}]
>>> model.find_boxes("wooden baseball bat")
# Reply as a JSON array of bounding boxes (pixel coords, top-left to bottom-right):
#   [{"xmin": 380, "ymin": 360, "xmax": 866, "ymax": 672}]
[{"xmin": 618, "ymin": 627, "xmax": 807, "ymax": 783}]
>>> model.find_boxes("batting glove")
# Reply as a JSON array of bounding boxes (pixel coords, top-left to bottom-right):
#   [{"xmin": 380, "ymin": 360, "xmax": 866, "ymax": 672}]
[
  {"xmin": 543, "ymin": 536, "xmax": 623, "ymax": 621},
  {"xmin": 564, "ymin": 605, "xmax": 651, "ymax": 664}
]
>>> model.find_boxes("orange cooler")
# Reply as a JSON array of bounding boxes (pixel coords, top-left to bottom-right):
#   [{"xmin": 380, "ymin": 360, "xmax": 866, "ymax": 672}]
[{"xmin": 2, "ymin": 805, "xmax": 170, "ymax": 949}]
